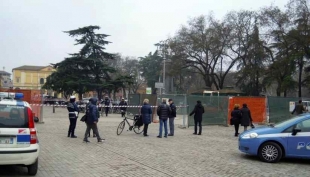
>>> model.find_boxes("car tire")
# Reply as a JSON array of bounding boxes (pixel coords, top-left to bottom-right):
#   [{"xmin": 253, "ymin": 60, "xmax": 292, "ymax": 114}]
[
  {"xmin": 27, "ymin": 158, "xmax": 38, "ymax": 176},
  {"xmin": 258, "ymin": 142, "xmax": 282, "ymax": 163}
]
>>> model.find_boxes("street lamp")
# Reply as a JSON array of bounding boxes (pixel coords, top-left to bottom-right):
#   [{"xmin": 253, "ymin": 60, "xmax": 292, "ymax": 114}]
[{"xmin": 157, "ymin": 41, "xmax": 172, "ymax": 95}]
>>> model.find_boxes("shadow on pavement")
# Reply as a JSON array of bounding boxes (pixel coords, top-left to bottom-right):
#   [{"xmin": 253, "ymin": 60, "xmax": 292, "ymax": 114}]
[{"xmin": 0, "ymin": 165, "xmax": 28, "ymax": 176}]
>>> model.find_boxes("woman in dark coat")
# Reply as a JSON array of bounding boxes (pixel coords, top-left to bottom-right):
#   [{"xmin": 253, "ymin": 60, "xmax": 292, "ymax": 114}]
[
  {"xmin": 240, "ymin": 103, "xmax": 252, "ymax": 132},
  {"xmin": 231, "ymin": 104, "xmax": 242, "ymax": 137},
  {"xmin": 189, "ymin": 100, "xmax": 205, "ymax": 135},
  {"xmin": 141, "ymin": 99, "xmax": 152, "ymax": 137}
]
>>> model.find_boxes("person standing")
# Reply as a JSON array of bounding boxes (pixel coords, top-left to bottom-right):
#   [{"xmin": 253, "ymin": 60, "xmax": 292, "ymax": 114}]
[
  {"xmin": 157, "ymin": 99, "xmax": 171, "ymax": 138},
  {"xmin": 83, "ymin": 98, "xmax": 104, "ymax": 143},
  {"xmin": 104, "ymin": 96, "xmax": 110, "ymax": 117},
  {"xmin": 231, "ymin": 104, "xmax": 242, "ymax": 137},
  {"xmin": 168, "ymin": 99, "xmax": 176, "ymax": 136},
  {"xmin": 67, "ymin": 96, "xmax": 79, "ymax": 138},
  {"xmin": 291, "ymin": 100, "xmax": 306, "ymax": 115},
  {"xmin": 141, "ymin": 99, "xmax": 152, "ymax": 137},
  {"xmin": 240, "ymin": 103, "xmax": 252, "ymax": 132},
  {"xmin": 189, "ymin": 100, "xmax": 204, "ymax": 135},
  {"xmin": 85, "ymin": 98, "xmax": 96, "ymax": 138},
  {"xmin": 119, "ymin": 98, "xmax": 128, "ymax": 117}
]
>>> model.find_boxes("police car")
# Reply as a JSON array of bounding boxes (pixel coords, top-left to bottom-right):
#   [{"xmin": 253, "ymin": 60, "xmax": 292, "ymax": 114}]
[
  {"xmin": 0, "ymin": 93, "xmax": 39, "ymax": 175},
  {"xmin": 239, "ymin": 113, "xmax": 310, "ymax": 163}
]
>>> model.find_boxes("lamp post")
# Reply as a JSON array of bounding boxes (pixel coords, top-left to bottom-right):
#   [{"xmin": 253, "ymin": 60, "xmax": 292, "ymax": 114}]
[{"xmin": 157, "ymin": 41, "xmax": 171, "ymax": 95}]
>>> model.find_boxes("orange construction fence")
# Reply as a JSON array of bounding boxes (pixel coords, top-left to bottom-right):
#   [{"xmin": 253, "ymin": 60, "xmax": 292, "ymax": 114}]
[
  {"xmin": 0, "ymin": 88, "xmax": 42, "ymax": 120},
  {"xmin": 228, "ymin": 97, "xmax": 267, "ymax": 125}
]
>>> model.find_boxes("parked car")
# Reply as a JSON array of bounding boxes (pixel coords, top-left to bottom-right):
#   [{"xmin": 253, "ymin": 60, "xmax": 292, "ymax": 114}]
[
  {"xmin": 0, "ymin": 93, "xmax": 40, "ymax": 176},
  {"xmin": 239, "ymin": 113, "xmax": 310, "ymax": 163}
]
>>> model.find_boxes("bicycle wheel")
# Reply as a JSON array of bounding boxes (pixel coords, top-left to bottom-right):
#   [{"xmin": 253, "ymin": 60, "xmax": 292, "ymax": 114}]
[
  {"xmin": 117, "ymin": 121, "xmax": 126, "ymax": 135},
  {"xmin": 133, "ymin": 124, "xmax": 144, "ymax": 134}
]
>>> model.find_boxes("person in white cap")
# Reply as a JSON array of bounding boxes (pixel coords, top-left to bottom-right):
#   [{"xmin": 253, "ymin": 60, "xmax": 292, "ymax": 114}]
[{"xmin": 67, "ymin": 96, "xmax": 79, "ymax": 138}]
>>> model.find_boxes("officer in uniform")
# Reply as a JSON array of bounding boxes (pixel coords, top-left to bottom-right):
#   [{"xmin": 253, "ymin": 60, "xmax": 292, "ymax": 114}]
[{"xmin": 67, "ymin": 96, "xmax": 79, "ymax": 138}]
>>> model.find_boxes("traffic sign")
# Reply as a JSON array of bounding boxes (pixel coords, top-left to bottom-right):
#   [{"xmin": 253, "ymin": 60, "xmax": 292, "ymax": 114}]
[{"xmin": 155, "ymin": 82, "xmax": 164, "ymax": 88}]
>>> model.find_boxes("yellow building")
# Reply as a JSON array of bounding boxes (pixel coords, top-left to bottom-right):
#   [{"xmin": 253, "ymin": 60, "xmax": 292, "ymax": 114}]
[{"xmin": 12, "ymin": 65, "xmax": 55, "ymax": 90}]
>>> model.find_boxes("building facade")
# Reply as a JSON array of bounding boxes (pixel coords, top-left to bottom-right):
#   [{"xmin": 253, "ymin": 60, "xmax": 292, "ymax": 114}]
[
  {"xmin": 0, "ymin": 70, "xmax": 12, "ymax": 88},
  {"xmin": 12, "ymin": 65, "xmax": 55, "ymax": 90}
]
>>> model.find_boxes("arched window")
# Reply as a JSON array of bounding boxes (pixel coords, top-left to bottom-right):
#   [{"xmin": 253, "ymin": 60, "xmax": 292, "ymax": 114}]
[{"xmin": 40, "ymin": 78, "xmax": 44, "ymax": 85}]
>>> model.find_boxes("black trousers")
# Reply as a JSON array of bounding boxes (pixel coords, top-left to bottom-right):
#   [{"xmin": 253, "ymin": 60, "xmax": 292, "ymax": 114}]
[
  {"xmin": 143, "ymin": 123, "xmax": 149, "ymax": 135},
  {"xmin": 234, "ymin": 123, "xmax": 239, "ymax": 135},
  {"xmin": 84, "ymin": 123, "xmax": 101, "ymax": 141},
  {"xmin": 121, "ymin": 110, "xmax": 126, "ymax": 117},
  {"xmin": 85, "ymin": 123, "xmax": 96, "ymax": 137},
  {"xmin": 68, "ymin": 118, "xmax": 77, "ymax": 136},
  {"xmin": 105, "ymin": 107, "xmax": 109, "ymax": 116},
  {"xmin": 194, "ymin": 120, "xmax": 202, "ymax": 134}
]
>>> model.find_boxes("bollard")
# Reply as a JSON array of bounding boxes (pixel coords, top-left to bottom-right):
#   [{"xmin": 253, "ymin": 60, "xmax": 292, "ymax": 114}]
[{"xmin": 53, "ymin": 105, "xmax": 55, "ymax": 113}]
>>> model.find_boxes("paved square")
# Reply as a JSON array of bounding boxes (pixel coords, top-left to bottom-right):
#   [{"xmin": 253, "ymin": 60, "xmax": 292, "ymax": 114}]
[{"xmin": 0, "ymin": 107, "xmax": 309, "ymax": 177}]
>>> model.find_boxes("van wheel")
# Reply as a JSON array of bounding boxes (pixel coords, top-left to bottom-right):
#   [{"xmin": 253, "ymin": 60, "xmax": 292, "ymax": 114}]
[
  {"xmin": 258, "ymin": 142, "xmax": 282, "ymax": 163},
  {"xmin": 27, "ymin": 159, "xmax": 38, "ymax": 176}
]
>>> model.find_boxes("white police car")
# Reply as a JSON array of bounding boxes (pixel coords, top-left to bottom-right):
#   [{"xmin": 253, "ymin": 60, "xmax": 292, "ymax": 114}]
[
  {"xmin": 0, "ymin": 93, "xmax": 39, "ymax": 175},
  {"xmin": 239, "ymin": 113, "xmax": 310, "ymax": 163}
]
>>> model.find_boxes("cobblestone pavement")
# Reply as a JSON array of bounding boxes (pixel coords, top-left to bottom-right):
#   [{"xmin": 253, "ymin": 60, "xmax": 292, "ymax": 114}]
[{"xmin": 0, "ymin": 107, "xmax": 310, "ymax": 177}]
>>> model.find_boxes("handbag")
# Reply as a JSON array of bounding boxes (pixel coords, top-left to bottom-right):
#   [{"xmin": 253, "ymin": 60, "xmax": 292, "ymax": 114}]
[
  {"xmin": 230, "ymin": 118, "xmax": 234, "ymax": 125},
  {"xmin": 80, "ymin": 114, "xmax": 87, "ymax": 122}
]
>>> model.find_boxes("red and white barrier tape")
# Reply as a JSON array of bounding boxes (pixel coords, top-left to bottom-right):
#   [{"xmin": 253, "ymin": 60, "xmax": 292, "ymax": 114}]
[{"xmin": 29, "ymin": 104, "xmax": 188, "ymax": 108}]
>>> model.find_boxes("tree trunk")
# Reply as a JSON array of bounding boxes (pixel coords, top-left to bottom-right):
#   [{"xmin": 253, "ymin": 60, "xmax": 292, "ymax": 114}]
[
  {"xmin": 255, "ymin": 71, "xmax": 259, "ymax": 96},
  {"xmin": 276, "ymin": 87, "xmax": 281, "ymax": 97},
  {"xmin": 298, "ymin": 58, "xmax": 303, "ymax": 98},
  {"xmin": 113, "ymin": 90, "xmax": 116, "ymax": 100},
  {"xmin": 97, "ymin": 89, "xmax": 102, "ymax": 100},
  {"xmin": 78, "ymin": 93, "xmax": 83, "ymax": 100},
  {"xmin": 123, "ymin": 88, "xmax": 127, "ymax": 99},
  {"xmin": 284, "ymin": 89, "xmax": 287, "ymax": 97}
]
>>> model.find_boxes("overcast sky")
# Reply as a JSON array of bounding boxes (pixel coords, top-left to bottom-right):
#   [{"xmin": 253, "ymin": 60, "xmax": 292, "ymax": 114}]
[{"xmin": 0, "ymin": 0, "xmax": 288, "ymax": 74}]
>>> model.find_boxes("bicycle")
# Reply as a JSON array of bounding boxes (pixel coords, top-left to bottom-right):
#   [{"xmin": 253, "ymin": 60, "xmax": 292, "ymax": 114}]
[{"xmin": 117, "ymin": 114, "xmax": 144, "ymax": 135}]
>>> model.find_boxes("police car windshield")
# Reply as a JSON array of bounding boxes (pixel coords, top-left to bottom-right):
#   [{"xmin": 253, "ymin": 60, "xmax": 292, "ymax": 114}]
[{"xmin": 0, "ymin": 105, "xmax": 28, "ymax": 128}]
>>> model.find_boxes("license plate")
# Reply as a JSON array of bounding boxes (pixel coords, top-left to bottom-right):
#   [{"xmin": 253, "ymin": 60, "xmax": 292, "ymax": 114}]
[{"xmin": 0, "ymin": 138, "xmax": 13, "ymax": 144}]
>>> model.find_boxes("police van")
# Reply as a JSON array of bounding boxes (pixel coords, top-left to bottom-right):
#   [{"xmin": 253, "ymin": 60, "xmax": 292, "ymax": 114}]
[{"xmin": 0, "ymin": 93, "xmax": 39, "ymax": 176}]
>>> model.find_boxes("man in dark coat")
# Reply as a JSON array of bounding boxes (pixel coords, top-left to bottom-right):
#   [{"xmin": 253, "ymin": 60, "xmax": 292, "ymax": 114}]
[
  {"xmin": 291, "ymin": 100, "xmax": 306, "ymax": 115},
  {"xmin": 85, "ymin": 99, "xmax": 96, "ymax": 138},
  {"xmin": 83, "ymin": 98, "xmax": 104, "ymax": 143},
  {"xmin": 119, "ymin": 98, "xmax": 128, "ymax": 117},
  {"xmin": 104, "ymin": 96, "xmax": 110, "ymax": 117},
  {"xmin": 67, "ymin": 96, "xmax": 79, "ymax": 138},
  {"xmin": 168, "ymin": 99, "xmax": 176, "ymax": 136},
  {"xmin": 190, "ymin": 100, "xmax": 204, "ymax": 135},
  {"xmin": 240, "ymin": 103, "xmax": 252, "ymax": 131},
  {"xmin": 157, "ymin": 99, "xmax": 171, "ymax": 138}
]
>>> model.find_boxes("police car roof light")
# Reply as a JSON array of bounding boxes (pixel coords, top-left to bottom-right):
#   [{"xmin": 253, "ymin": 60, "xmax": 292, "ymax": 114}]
[{"xmin": 15, "ymin": 93, "xmax": 24, "ymax": 99}]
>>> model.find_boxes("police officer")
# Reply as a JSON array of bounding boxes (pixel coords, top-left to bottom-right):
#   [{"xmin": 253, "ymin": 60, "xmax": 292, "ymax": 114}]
[
  {"xmin": 104, "ymin": 96, "xmax": 110, "ymax": 117},
  {"xmin": 119, "ymin": 98, "xmax": 128, "ymax": 117},
  {"xmin": 67, "ymin": 96, "xmax": 79, "ymax": 138}
]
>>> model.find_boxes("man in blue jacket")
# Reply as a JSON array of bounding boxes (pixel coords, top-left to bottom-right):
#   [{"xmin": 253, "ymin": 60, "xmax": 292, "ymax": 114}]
[
  {"xmin": 83, "ymin": 98, "xmax": 104, "ymax": 143},
  {"xmin": 67, "ymin": 96, "xmax": 79, "ymax": 138}
]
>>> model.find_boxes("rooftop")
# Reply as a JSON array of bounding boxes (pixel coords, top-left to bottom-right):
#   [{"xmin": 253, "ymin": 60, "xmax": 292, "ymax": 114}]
[
  {"xmin": 0, "ymin": 70, "xmax": 11, "ymax": 75},
  {"xmin": 12, "ymin": 65, "xmax": 47, "ymax": 71}
]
